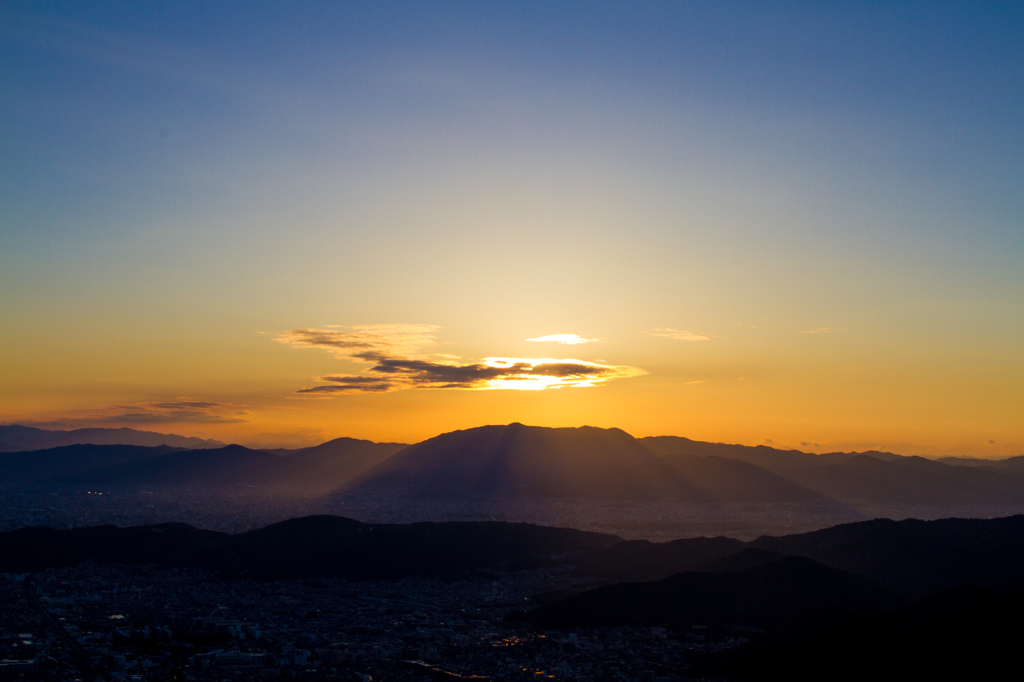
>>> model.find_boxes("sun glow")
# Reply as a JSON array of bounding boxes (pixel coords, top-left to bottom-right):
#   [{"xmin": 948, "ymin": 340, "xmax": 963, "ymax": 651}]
[{"xmin": 476, "ymin": 357, "xmax": 644, "ymax": 391}]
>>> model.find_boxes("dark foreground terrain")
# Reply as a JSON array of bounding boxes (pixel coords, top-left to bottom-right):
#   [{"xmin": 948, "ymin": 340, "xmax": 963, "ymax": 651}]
[{"xmin": 2, "ymin": 514, "xmax": 1024, "ymax": 680}]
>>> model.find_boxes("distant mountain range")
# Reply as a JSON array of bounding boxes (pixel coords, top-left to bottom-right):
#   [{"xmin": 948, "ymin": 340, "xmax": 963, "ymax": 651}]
[
  {"xmin": 0, "ymin": 424, "xmax": 226, "ymax": 452},
  {"xmin": 0, "ymin": 437, "xmax": 405, "ymax": 494},
  {"xmin": 4, "ymin": 422, "xmax": 1024, "ymax": 510}
]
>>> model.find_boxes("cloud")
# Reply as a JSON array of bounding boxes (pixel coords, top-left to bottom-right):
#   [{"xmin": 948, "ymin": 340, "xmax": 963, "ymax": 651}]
[
  {"xmin": 651, "ymin": 328, "xmax": 711, "ymax": 342},
  {"xmin": 526, "ymin": 334, "xmax": 597, "ymax": 345},
  {"xmin": 275, "ymin": 324, "xmax": 440, "ymax": 362},
  {"xmin": 279, "ymin": 324, "xmax": 646, "ymax": 394},
  {"xmin": 800, "ymin": 327, "xmax": 841, "ymax": 334},
  {"xmin": 20, "ymin": 399, "xmax": 250, "ymax": 428},
  {"xmin": 98, "ymin": 400, "xmax": 249, "ymax": 424},
  {"xmin": 296, "ymin": 357, "xmax": 644, "ymax": 393},
  {"xmin": 297, "ymin": 376, "xmax": 395, "ymax": 394}
]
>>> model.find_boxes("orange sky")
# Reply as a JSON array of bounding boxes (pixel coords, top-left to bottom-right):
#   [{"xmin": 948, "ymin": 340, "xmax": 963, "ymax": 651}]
[{"xmin": 2, "ymin": 4, "xmax": 1022, "ymax": 457}]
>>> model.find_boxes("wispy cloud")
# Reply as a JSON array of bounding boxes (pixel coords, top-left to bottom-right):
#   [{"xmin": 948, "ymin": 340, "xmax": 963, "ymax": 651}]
[
  {"xmin": 800, "ymin": 327, "xmax": 841, "ymax": 334},
  {"xmin": 526, "ymin": 334, "xmax": 597, "ymax": 345},
  {"xmin": 279, "ymin": 325, "xmax": 645, "ymax": 394},
  {"xmin": 275, "ymin": 324, "xmax": 440, "ymax": 362},
  {"xmin": 650, "ymin": 328, "xmax": 712, "ymax": 342},
  {"xmin": 21, "ymin": 399, "xmax": 249, "ymax": 428},
  {"xmin": 97, "ymin": 400, "xmax": 249, "ymax": 424}
]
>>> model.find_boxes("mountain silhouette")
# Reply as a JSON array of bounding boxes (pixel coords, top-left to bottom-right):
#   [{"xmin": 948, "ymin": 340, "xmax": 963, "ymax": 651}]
[
  {"xmin": 0, "ymin": 424, "xmax": 224, "ymax": 452},
  {"xmin": 751, "ymin": 515, "xmax": 1024, "ymax": 598},
  {"xmin": 515, "ymin": 554, "xmax": 893, "ymax": 629},
  {"xmin": 3, "ymin": 439, "xmax": 406, "ymax": 491},
  {"xmin": 783, "ymin": 454, "xmax": 1024, "ymax": 505},
  {"xmin": 7, "ymin": 423, "xmax": 1024, "ymax": 512},
  {"xmin": 259, "ymin": 437, "xmax": 407, "ymax": 493},
  {"xmin": 700, "ymin": 585, "xmax": 1024, "ymax": 681},
  {"xmin": 0, "ymin": 443, "xmax": 183, "ymax": 484},
  {"xmin": 50, "ymin": 444, "xmax": 279, "ymax": 485},
  {"xmin": 0, "ymin": 515, "xmax": 619, "ymax": 580},
  {"xmin": 344, "ymin": 423, "xmax": 707, "ymax": 500}
]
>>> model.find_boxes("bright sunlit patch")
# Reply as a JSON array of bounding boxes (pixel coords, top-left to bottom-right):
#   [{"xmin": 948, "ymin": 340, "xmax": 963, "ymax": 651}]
[{"xmin": 526, "ymin": 334, "xmax": 597, "ymax": 345}]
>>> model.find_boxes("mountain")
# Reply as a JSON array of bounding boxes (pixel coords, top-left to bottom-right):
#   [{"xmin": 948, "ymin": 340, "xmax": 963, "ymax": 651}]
[
  {"xmin": 640, "ymin": 435, "xmax": 828, "ymax": 475},
  {"xmin": 0, "ymin": 443, "xmax": 183, "ymax": 484},
  {"xmin": 751, "ymin": 515, "xmax": 1024, "ymax": 598},
  {"xmin": 0, "ymin": 424, "xmax": 225, "ymax": 452},
  {"xmin": 0, "ymin": 515, "xmax": 620, "ymax": 580},
  {"xmin": 344, "ymin": 423, "xmax": 833, "ymax": 502},
  {"xmin": 344, "ymin": 423, "xmax": 709, "ymax": 500},
  {"xmin": 654, "ymin": 452, "xmax": 828, "ymax": 503},
  {"xmin": 515, "ymin": 555, "xmax": 893, "ymax": 629},
  {"xmin": 783, "ymin": 454, "xmax": 1024, "ymax": 506},
  {"xmin": 700, "ymin": 586, "xmax": 1024, "ymax": 682},
  {"xmin": 186, "ymin": 516, "xmax": 620, "ymax": 580},
  {"xmin": 49, "ymin": 444, "xmax": 280, "ymax": 486},
  {"xmin": 641, "ymin": 434, "xmax": 1024, "ymax": 509},
  {"xmin": 0, "ymin": 522, "xmax": 226, "ymax": 572},
  {"xmin": 261, "ymin": 437, "xmax": 407, "ymax": 493},
  {"xmin": 6, "ymin": 423, "xmax": 1022, "ymax": 511},
  {"xmin": 1, "ymin": 438, "xmax": 406, "ymax": 490},
  {"xmin": 566, "ymin": 514, "xmax": 1024, "ymax": 598},
  {"xmin": 571, "ymin": 536, "xmax": 747, "ymax": 582}
]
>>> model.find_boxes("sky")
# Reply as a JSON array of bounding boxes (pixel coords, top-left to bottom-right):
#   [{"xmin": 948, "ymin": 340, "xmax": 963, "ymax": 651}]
[{"xmin": 1, "ymin": 1, "xmax": 1021, "ymax": 455}]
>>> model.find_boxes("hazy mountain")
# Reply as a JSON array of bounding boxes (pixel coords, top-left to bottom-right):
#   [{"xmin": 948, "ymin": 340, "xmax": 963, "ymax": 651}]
[
  {"xmin": 344, "ymin": 423, "xmax": 710, "ymax": 500},
  {"xmin": 51, "ymin": 444, "xmax": 279, "ymax": 486},
  {"xmin": 783, "ymin": 454, "xmax": 1024, "ymax": 506},
  {"xmin": 0, "ymin": 443, "xmax": 182, "ymax": 484},
  {"xmin": 262, "ymin": 437, "xmax": 407, "ymax": 493},
  {"xmin": 2, "ymin": 438, "xmax": 405, "ymax": 491},
  {"xmin": 642, "ymin": 436, "xmax": 909, "ymax": 470},
  {"xmin": 654, "ymin": 452, "xmax": 828, "ymax": 503},
  {"xmin": 641, "ymin": 434, "xmax": 1024, "ymax": 509},
  {"xmin": 939, "ymin": 454, "xmax": 1024, "ymax": 471},
  {"xmin": 0, "ymin": 424, "xmax": 225, "ymax": 452},
  {"xmin": 640, "ymin": 436, "xmax": 827, "ymax": 475}
]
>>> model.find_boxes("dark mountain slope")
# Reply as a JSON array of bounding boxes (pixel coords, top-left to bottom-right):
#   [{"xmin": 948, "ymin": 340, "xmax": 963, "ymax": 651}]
[
  {"xmin": 701, "ymin": 585, "xmax": 1024, "ymax": 682},
  {"xmin": 0, "ymin": 523, "xmax": 226, "ymax": 572},
  {"xmin": 752, "ymin": 515, "xmax": 1024, "ymax": 597},
  {"xmin": 0, "ymin": 515, "xmax": 620, "ymax": 581},
  {"xmin": 515, "ymin": 555, "xmax": 893, "ymax": 629},
  {"xmin": 572, "ymin": 536, "xmax": 746, "ymax": 582},
  {"xmin": 182, "ymin": 516, "xmax": 621, "ymax": 580}
]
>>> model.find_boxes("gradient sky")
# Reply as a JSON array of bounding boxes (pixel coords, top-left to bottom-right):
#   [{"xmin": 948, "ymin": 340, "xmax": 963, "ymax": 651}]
[{"xmin": 2, "ymin": 1, "xmax": 1021, "ymax": 455}]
